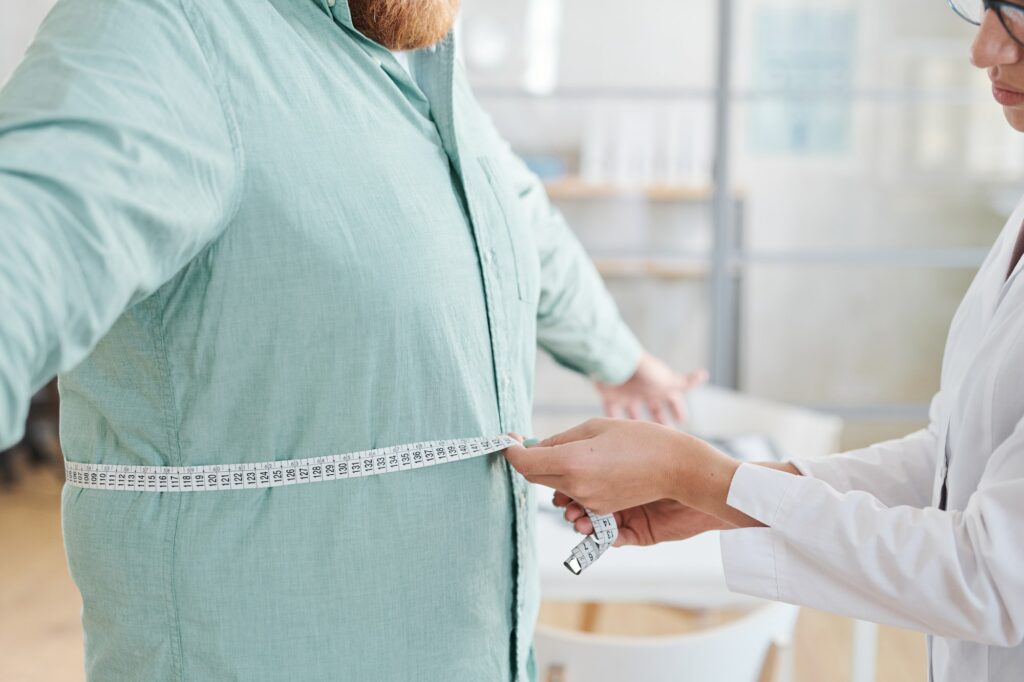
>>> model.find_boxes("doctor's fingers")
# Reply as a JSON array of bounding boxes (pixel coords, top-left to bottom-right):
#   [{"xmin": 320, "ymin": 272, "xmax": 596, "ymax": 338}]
[
  {"xmin": 563, "ymin": 501, "xmax": 586, "ymax": 523},
  {"xmin": 538, "ymin": 418, "xmax": 610, "ymax": 448},
  {"xmin": 525, "ymin": 474, "xmax": 564, "ymax": 489},
  {"xmin": 504, "ymin": 443, "xmax": 577, "ymax": 478}
]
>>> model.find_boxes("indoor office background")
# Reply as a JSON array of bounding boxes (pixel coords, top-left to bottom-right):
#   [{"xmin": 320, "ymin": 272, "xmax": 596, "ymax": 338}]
[
  {"xmin": 460, "ymin": 0, "xmax": 1022, "ymax": 448},
  {"xmin": 1, "ymin": 1, "xmax": 1017, "ymax": 681}
]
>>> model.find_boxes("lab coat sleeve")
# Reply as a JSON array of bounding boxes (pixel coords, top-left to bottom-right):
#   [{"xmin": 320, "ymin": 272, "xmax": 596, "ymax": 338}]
[
  {"xmin": 0, "ymin": 0, "xmax": 241, "ymax": 447},
  {"xmin": 459, "ymin": 83, "xmax": 642, "ymax": 384},
  {"xmin": 787, "ymin": 392, "xmax": 943, "ymax": 508},
  {"xmin": 720, "ymin": 417, "xmax": 1024, "ymax": 646}
]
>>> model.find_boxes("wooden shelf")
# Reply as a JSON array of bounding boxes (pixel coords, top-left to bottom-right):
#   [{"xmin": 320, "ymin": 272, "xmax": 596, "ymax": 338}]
[
  {"xmin": 593, "ymin": 256, "xmax": 708, "ymax": 280},
  {"xmin": 543, "ymin": 178, "xmax": 715, "ymax": 202}
]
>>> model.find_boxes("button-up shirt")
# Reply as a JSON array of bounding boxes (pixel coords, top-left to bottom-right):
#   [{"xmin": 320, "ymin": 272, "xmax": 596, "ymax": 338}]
[{"xmin": 0, "ymin": 1, "xmax": 641, "ymax": 679}]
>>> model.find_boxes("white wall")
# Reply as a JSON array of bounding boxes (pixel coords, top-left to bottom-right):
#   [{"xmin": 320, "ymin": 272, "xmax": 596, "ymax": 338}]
[
  {"xmin": 464, "ymin": 0, "xmax": 1023, "ymax": 445},
  {"xmin": 1, "ymin": 0, "xmax": 57, "ymax": 83}
]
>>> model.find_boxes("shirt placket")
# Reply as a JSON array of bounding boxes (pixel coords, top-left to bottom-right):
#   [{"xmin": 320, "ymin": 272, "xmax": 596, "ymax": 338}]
[{"xmin": 404, "ymin": 33, "xmax": 530, "ymax": 681}]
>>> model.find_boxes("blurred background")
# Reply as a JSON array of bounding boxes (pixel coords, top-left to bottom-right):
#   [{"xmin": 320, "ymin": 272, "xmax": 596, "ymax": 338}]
[{"xmin": 2, "ymin": 0, "xmax": 1019, "ymax": 680}]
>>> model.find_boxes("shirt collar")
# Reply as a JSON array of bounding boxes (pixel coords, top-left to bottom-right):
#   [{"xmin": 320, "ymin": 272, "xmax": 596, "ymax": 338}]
[{"xmin": 315, "ymin": 0, "xmax": 354, "ymax": 30}]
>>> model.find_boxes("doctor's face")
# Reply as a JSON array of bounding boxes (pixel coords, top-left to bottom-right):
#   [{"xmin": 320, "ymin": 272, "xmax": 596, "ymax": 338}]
[
  {"xmin": 971, "ymin": 7, "xmax": 1024, "ymax": 131},
  {"xmin": 348, "ymin": 0, "xmax": 461, "ymax": 51}
]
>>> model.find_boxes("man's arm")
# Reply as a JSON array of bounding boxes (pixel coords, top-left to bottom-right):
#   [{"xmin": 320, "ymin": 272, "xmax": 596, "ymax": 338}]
[
  {"xmin": 491, "ymin": 148, "xmax": 644, "ymax": 385},
  {"xmin": 460, "ymin": 84, "xmax": 707, "ymax": 421},
  {"xmin": 0, "ymin": 0, "xmax": 240, "ymax": 446}
]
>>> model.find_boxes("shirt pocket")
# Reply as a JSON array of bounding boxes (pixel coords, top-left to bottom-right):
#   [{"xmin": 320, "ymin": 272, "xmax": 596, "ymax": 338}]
[{"xmin": 478, "ymin": 155, "xmax": 536, "ymax": 304}]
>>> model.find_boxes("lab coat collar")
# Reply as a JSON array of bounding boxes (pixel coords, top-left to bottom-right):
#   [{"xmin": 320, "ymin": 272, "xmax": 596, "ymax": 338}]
[{"xmin": 966, "ymin": 197, "xmax": 1024, "ymax": 340}]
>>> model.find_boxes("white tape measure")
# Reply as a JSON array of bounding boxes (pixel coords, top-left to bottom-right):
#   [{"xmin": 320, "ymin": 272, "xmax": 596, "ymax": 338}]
[
  {"xmin": 564, "ymin": 510, "xmax": 617, "ymax": 575},
  {"xmin": 64, "ymin": 434, "xmax": 617, "ymax": 574}
]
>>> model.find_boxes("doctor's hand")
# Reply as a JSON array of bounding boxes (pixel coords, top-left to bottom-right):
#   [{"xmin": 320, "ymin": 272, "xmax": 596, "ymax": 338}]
[
  {"xmin": 553, "ymin": 491, "xmax": 733, "ymax": 547},
  {"xmin": 506, "ymin": 417, "xmax": 756, "ymax": 529},
  {"xmin": 506, "ymin": 417, "xmax": 727, "ymax": 514},
  {"xmin": 595, "ymin": 352, "xmax": 707, "ymax": 426}
]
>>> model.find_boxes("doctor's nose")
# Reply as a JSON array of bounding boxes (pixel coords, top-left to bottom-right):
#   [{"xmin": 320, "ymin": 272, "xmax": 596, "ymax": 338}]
[{"xmin": 971, "ymin": 9, "xmax": 1023, "ymax": 69}]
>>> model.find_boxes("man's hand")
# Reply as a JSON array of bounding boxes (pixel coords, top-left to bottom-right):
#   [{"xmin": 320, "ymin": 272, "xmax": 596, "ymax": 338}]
[
  {"xmin": 553, "ymin": 491, "xmax": 732, "ymax": 547},
  {"xmin": 596, "ymin": 352, "xmax": 707, "ymax": 425}
]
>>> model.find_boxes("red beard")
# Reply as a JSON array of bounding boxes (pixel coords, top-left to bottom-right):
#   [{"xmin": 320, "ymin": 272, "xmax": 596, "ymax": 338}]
[{"xmin": 348, "ymin": 0, "xmax": 461, "ymax": 51}]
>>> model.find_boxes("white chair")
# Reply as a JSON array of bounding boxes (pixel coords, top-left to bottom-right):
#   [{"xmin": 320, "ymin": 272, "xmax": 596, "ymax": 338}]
[{"xmin": 534, "ymin": 601, "xmax": 800, "ymax": 682}]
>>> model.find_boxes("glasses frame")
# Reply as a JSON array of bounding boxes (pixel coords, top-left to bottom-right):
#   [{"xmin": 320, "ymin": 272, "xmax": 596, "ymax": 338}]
[{"xmin": 949, "ymin": 0, "xmax": 1024, "ymax": 47}]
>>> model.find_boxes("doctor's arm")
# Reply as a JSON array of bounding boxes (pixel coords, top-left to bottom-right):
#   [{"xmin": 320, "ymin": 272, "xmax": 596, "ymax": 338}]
[
  {"xmin": 0, "ymin": 1, "xmax": 240, "ymax": 447},
  {"xmin": 787, "ymin": 391, "xmax": 943, "ymax": 508},
  {"xmin": 507, "ymin": 416, "xmax": 1024, "ymax": 645},
  {"xmin": 718, "ymin": 419, "xmax": 1024, "ymax": 645}
]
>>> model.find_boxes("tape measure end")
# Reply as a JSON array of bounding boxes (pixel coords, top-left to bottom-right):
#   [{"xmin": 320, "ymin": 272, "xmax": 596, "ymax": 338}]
[{"xmin": 563, "ymin": 557, "xmax": 583, "ymax": 576}]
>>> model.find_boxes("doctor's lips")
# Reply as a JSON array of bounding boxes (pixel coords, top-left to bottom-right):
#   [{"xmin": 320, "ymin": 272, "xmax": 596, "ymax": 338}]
[{"xmin": 992, "ymin": 80, "xmax": 1024, "ymax": 107}]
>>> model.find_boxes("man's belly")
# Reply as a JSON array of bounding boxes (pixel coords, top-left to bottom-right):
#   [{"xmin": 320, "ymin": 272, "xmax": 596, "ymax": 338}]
[{"xmin": 61, "ymin": 454, "xmax": 517, "ymax": 681}]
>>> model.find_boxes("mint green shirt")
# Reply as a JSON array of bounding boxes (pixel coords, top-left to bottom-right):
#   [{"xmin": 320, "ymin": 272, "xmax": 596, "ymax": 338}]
[{"xmin": 0, "ymin": 1, "xmax": 641, "ymax": 680}]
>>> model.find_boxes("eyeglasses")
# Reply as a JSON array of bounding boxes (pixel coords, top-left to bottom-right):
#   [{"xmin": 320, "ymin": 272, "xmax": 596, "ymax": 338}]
[{"xmin": 949, "ymin": 0, "xmax": 1024, "ymax": 47}]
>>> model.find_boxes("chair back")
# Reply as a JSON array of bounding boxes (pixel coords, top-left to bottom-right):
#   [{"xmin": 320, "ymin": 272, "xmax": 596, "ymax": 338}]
[{"xmin": 535, "ymin": 601, "xmax": 799, "ymax": 682}]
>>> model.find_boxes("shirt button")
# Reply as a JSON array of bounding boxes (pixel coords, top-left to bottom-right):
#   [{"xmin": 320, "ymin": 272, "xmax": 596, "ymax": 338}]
[
  {"xmin": 502, "ymin": 373, "xmax": 511, "ymax": 388},
  {"xmin": 327, "ymin": 0, "xmax": 335, "ymax": 6},
  {"xmin": 482, "ymin": 251, "xmax": 493, "ymax": 265}
]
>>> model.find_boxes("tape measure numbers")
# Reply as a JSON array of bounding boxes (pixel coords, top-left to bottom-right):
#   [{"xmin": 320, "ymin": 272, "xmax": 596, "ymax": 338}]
[
  {"xmin": 564, "ymin": 509, "xmax": 617, "ymax": 575},
  {"xmin": 64, "ymin": 434, "xmax": 617, "ymax": 574}
]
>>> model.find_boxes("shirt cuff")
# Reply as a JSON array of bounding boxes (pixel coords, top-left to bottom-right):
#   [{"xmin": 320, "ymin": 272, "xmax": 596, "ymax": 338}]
[
  {"xmin": 789, "ymin": 454, "xmax": 853, "ymax": 493},
  {"xmin": 726, "ymin": 463, "xmax": 800, "ymax": 526},
  {"xmin": 719, "ymin": 464, "xmax": 802, "ymax": 602},
  {"xmin": 720, "ymin": 527, "xmax": 780, "ymax": 601}
]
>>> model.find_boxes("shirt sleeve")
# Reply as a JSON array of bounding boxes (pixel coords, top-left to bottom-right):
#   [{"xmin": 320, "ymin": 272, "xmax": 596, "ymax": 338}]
[
  {"xmin": 458, "ymin": 85, "xmax": 642, "ymax": 385},
  {"xmin": 788, "ymin": 392, "xmax": 943, "ymax": 508},
  {"xmin": 720, "ymin": 416, "xmax": 1024, "ymax": 646},
  {"xmin": 0, "ymin": 0, "xmax": 241, "ymax": 447},
  {"xmin": 501, "ymin": 151, "xmax": 642, "ymax": 384}
]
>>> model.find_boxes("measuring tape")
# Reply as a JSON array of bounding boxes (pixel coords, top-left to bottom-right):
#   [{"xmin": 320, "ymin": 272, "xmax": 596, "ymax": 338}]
[
  {"xmin": 64, "ymin": 434, "xmax": 617, "ymax": 574},
  {"xmin": 564, "ymin": 509, "xmax": 617, "ymax": 575}
]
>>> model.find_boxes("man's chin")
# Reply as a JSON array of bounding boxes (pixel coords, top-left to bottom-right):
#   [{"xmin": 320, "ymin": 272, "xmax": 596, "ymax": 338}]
[
  {"xmin": 349, "ymin": 0, "xmax": 460, "ymax": 52},
  {"xmin": 386, "ymin": 32, "xmax": 450, "ymax": 52}
]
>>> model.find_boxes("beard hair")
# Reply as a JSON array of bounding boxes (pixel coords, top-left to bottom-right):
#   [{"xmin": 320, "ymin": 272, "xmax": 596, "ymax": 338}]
[{"xmin": 348, "ymin": 0, "xmax": 461, "ymax": 52}]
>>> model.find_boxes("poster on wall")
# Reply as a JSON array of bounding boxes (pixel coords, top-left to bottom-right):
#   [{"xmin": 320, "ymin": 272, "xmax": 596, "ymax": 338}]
[{"xmin": 750, "ymin": 5, "xmax": 856, "ymax": 155}]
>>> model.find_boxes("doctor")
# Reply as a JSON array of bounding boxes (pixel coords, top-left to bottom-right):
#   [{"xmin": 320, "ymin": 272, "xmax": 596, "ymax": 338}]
[{"xmin": 507, "ymin": 2, "xmax": 1024, "ymax": 680}]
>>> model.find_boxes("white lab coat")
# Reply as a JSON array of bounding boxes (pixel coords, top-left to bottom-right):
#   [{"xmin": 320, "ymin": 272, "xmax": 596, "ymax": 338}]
[{"xmin": 721, "ymin": 198, "xmax": 1024, "ymax": 681}]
